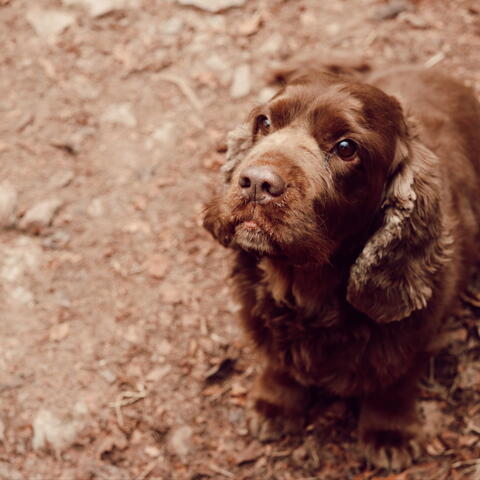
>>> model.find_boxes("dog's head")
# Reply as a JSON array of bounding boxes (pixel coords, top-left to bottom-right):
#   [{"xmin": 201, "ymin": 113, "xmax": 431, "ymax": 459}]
[{"xmin": 204, "ymin": 71, "xmax": 452, "ymax": 322}]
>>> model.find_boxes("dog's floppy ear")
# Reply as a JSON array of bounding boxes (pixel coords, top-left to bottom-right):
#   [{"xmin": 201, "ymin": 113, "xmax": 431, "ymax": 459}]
[
  {"xmin": 203, "ymin": 122, "xmax": 253, "ymax": 246},
  {"xmin": 221, "ymin": 123, "xmax": 253, "ymax": 184},
  {"xmin": 347, "ymin": 131, "xmax": 454, "ymax": 323}
]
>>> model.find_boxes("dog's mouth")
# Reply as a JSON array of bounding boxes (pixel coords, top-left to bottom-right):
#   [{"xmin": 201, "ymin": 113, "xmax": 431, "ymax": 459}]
[{"xmin": 233, "ymin": 218, "xmax": 277, "ymax": 254}]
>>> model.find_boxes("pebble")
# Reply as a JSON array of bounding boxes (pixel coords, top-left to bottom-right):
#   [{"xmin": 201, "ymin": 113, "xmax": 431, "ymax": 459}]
[
  {"xmin": 0, "ymin": 462, "xmax": 23, "ymax": 480},
  {"xmin": 144, "ymin": 253, "xmax": 169, "ymax": 279},
  {"xmin": 101, "ymin": 103, "xmax": 137, "ymax": 128},
  {"xmin": 62, "ymin": 0, "xmax": 140, "ymax": 17},
  {"xmin": 161, "ymin": 17, "xmax": 185, "ymax": 35},
  {"xmin": 0, "ymin": 182, "xmax": 18, "ymax": 228},
  {"xmin": 230, "ymin": 64, "xmax": 251, "ymax": 99},
  {"xmin": 99, "ymin": 368, "xmax": 117, "ymax": 384},
  {"xmin": 32, "ymin": 409, "xmax": 82, "ymax": 455},
  {"xmin": 146, "ymin": 365, "xmax": 171, "ymax": 382},
  {"xmin": 26, "ymin": 8, "xmax": 75, "ymax": 43},
  {"xmin": 371, "ymin": 0, "xmax": 410, "ymax": 21},
  {"xmin": 168, "ymin": 425, "xmax": 193, "ymax": 461},
  {"xmin": 151, "ymin": 122, "xmax": 176, "ymax": 145},
  {"xmin": 48, "ymin": 170, "xmax": 75, "ymax": 190},
  {"xmin": 258, "ymin": 33, "xmax": 283, "ymax": 55},
  {"xmin": 19, "ymin": 198, "xmax": 64, "ymax": 234},
  {"xmin": 176, "ymin": 0, "xmax": 246, "ymax": 13}
]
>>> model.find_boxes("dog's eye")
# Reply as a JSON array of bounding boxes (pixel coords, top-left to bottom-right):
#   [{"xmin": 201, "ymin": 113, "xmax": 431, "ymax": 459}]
[
  {"xmin": 254, "ymin": 114, "xmax": 271, "ymax": 135},
  {"xmin": 335, "ymin": 139, "xmax": 357, "ymax": 160}
]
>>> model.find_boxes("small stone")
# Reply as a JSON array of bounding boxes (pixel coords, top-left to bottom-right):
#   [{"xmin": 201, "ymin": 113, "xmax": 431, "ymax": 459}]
[
  {"xmin": 237, "ymin": 13, "xmax": 262, "ymax": 36},
  {"xmin": 99, "ymin": 368, "xmax": 117, "ymax": 384},
  {"xmin": 49, "ymin": 170, "xmax": 74, "ymax": 189},
  {"xmin": 19, "ymin": 198, "xmax": 64, "ymax": 234},
  {"xmin": 32, "ymin": 409, "xmax": 82, "ymax": 455},
  {"xmin": 144, "ymin": 254, "xmax": 169, "ymax": 279},
  {"xmin": 101, "ymin": 103, "xmax": 137, "ymax": 128},
  {"xmin": 176, "ymin": 0, "xmax": 246, "ymax": 13},
  {"xmin": 146, "ymin": 365, "xmax": 171, "ymax": 382},
  {"xmin": 145, "ymin": 445, "xmax": 161, "ymax": 457},
  {"xmin": 49, "ymin": 322, "xmax": 70, "ymax": 342},
  {"xmin": 161, "ymin": 17, "xmax": 184, "ymax": 35},
  {"xmin": 26, "ymin": 8, "xmax": 75, "ymax": 43},
  {"xmin": 152, "ymin": 122, "xmax": 176, "ymax": 145},
  {"xmin": 157, "ymin": 339, "xmax": 172, "ymax": 356},
  {"xmin": 0, "ymin": 462, "xmax": 23, "ymax": 480},
  {"xmin": 230, "ymin": 64, "xmax": 251, "ymax": 99},
  {"xmin": 10, "ymin": 286, "xmax": 34, "ymax": 306},
  {"xmin": 62, "ymin": 0, "xmax": 140, "ymax": 17},
  {"xmin": 168, "ymin": 425, "xmax": 193, "ymax": 461},
  {"xmin": 87, "ymin": 197, "xmax": 105, "ymax": 218},
  {"xmin": 0, "ymin": 182, "xmax": 18, "ymax": 228},
  {"xmin": 258, "ymin": 33, "xmax": 283, "ymax": 55},
  {"xmin": 371, "ymin": 0, "xmax": 410, "ymax": 21}
]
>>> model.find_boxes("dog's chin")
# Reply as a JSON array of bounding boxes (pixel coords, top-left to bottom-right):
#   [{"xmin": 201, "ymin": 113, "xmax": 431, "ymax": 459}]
[{"xmin": 233, "ymin": 221, "xmax": 277, "ymax": 256}]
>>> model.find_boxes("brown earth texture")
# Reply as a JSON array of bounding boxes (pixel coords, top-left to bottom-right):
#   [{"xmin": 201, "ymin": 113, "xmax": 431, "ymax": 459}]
[{"xmin": 1, "ymin": 0, "xmax": 480, "ymax": 479}]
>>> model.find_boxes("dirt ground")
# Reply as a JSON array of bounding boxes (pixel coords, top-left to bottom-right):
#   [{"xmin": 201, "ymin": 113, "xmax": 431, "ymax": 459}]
[{"xmin": 1, "ymin": 0, "xmax": 480, "ymax": 479}]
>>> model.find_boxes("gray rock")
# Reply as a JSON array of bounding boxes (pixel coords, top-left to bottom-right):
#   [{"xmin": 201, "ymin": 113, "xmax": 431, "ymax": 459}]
[
  {"xmin": 168, "ymin": 425, "xmax": 193, "ymax": 461},
  {"xmin": 0, "ymin": 182, "xmax": 18, "ymax": 228},
  {"xmin": 230, "ymin": 64, "xmax": 251, "ymax": 99},
  {"xmin": 26, "ymin": 8, "xmax": 75, "ymax": 43},
  {"xmin": 176, "ymin": 0, "xmax": 246, "ymax": 13},
  {"xmin": 101, "ymin": 103, "xmax": 137, "ymax": 128},
  {"xmin": 19, "ymin": 198, "xmax": 64, "ymax": 234},
  {"xmin": 62, "ymin": 0, "xmax": 140, "ymax": 17}
]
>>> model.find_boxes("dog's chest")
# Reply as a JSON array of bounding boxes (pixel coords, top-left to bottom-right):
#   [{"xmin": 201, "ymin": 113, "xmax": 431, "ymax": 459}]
[{"xmin": 255, "ymin": 258, "xmax": 384, "ymax": 393}]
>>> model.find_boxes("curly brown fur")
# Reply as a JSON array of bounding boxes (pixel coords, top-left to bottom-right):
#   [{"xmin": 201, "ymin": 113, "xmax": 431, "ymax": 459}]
[{"xmin": 203, "ymin": 66, "xmax": 480, "ymax": 470}]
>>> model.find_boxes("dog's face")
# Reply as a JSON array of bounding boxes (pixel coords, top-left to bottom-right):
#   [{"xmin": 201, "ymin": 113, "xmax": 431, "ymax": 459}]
[{"xmin": 205, "ymin": 72, "xmax": 406, "ymax": 264}]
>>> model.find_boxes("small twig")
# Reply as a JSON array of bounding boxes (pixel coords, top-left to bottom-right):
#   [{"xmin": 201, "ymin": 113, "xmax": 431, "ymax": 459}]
[
  {"xmin": 157, "ymin": 72, "xmax": 203, "ymax": 112},
  {"xmin": 157, "ymin": 73, "xmax": 204, "ymax": 129},
  {"xmin": 209, "ymin": 463, "xmax": 234, "ymax": 478},
  {"xmin": 109, "ymin": 384, "xmax": 148, "ymax": 427},
  {"xmin": 135, "ymin": 460, "xmax": 158, "ymax": 480},
  {"xmin": 424, "ymin": 51, "xmax": 445, "ymax": 68}
]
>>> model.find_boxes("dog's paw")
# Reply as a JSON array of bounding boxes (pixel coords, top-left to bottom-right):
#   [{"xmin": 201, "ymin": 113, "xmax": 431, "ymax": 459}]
[
  {"xmin": 247, "ymin": 399, "xmax": 305, "ymax": 442},
  {"xmin": 361, "ymin": 429, "xmax": 421, "ymax": 471}
]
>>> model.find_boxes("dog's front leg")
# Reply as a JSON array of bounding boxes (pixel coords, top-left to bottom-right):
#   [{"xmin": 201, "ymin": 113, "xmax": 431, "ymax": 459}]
[
  {"xmin": 358, "ymin": 371, "xmax": 422, "ymax": 471},
  {"xmin": 247, "ymin": 365, "xmax": 312, "ymax": 442}
]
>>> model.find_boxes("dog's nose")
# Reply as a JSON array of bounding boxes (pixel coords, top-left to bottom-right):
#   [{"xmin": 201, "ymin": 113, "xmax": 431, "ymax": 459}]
[{"xmin": 238, "ymin": 165, "xmax": 286, "ymax": 203}]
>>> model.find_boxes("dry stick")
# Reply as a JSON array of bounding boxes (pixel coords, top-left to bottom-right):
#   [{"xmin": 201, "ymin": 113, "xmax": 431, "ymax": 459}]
[
  {"xmin": 135, "ymin": 460, "xmax": 158, "ymax": 480},
  {"xmin": 424, "ymin": 52, "xmax": 445, "ymax": 69},
  {"xmin": 209, "ymin": 463, "xmax": 234, "ymax": 478},
  {"xmin": 110, "ymin": 385, "xmax": 148, "ymax": 427},
  {"xmin": 157, "ymin": 73, "xmax": 204, "ymax": 128}
]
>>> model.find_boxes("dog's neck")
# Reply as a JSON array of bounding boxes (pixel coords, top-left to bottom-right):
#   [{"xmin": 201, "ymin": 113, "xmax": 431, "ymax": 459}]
[{"xmin": 258, "ymin": 256, "xmax": 345, "ymax": 318}]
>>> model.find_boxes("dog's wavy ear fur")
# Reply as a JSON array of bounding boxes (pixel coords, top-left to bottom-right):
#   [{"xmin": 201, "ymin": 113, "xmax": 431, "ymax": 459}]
[
  {"xmin": 221, "ymin": 123, "xmax": 253, "ymax": 184},
  {"xmin": 347, "ymin": 128, "xmax": 454, "ymax": 323},
  {"xmin": 203, "ymin": 123, "xmax": 253, "ymax": 246}
]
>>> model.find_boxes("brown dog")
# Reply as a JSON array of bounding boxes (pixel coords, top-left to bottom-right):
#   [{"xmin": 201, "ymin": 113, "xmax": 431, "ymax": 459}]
[{"xmin": 203, "ymin": 66, "xmax": 480, "ymax": 470}]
